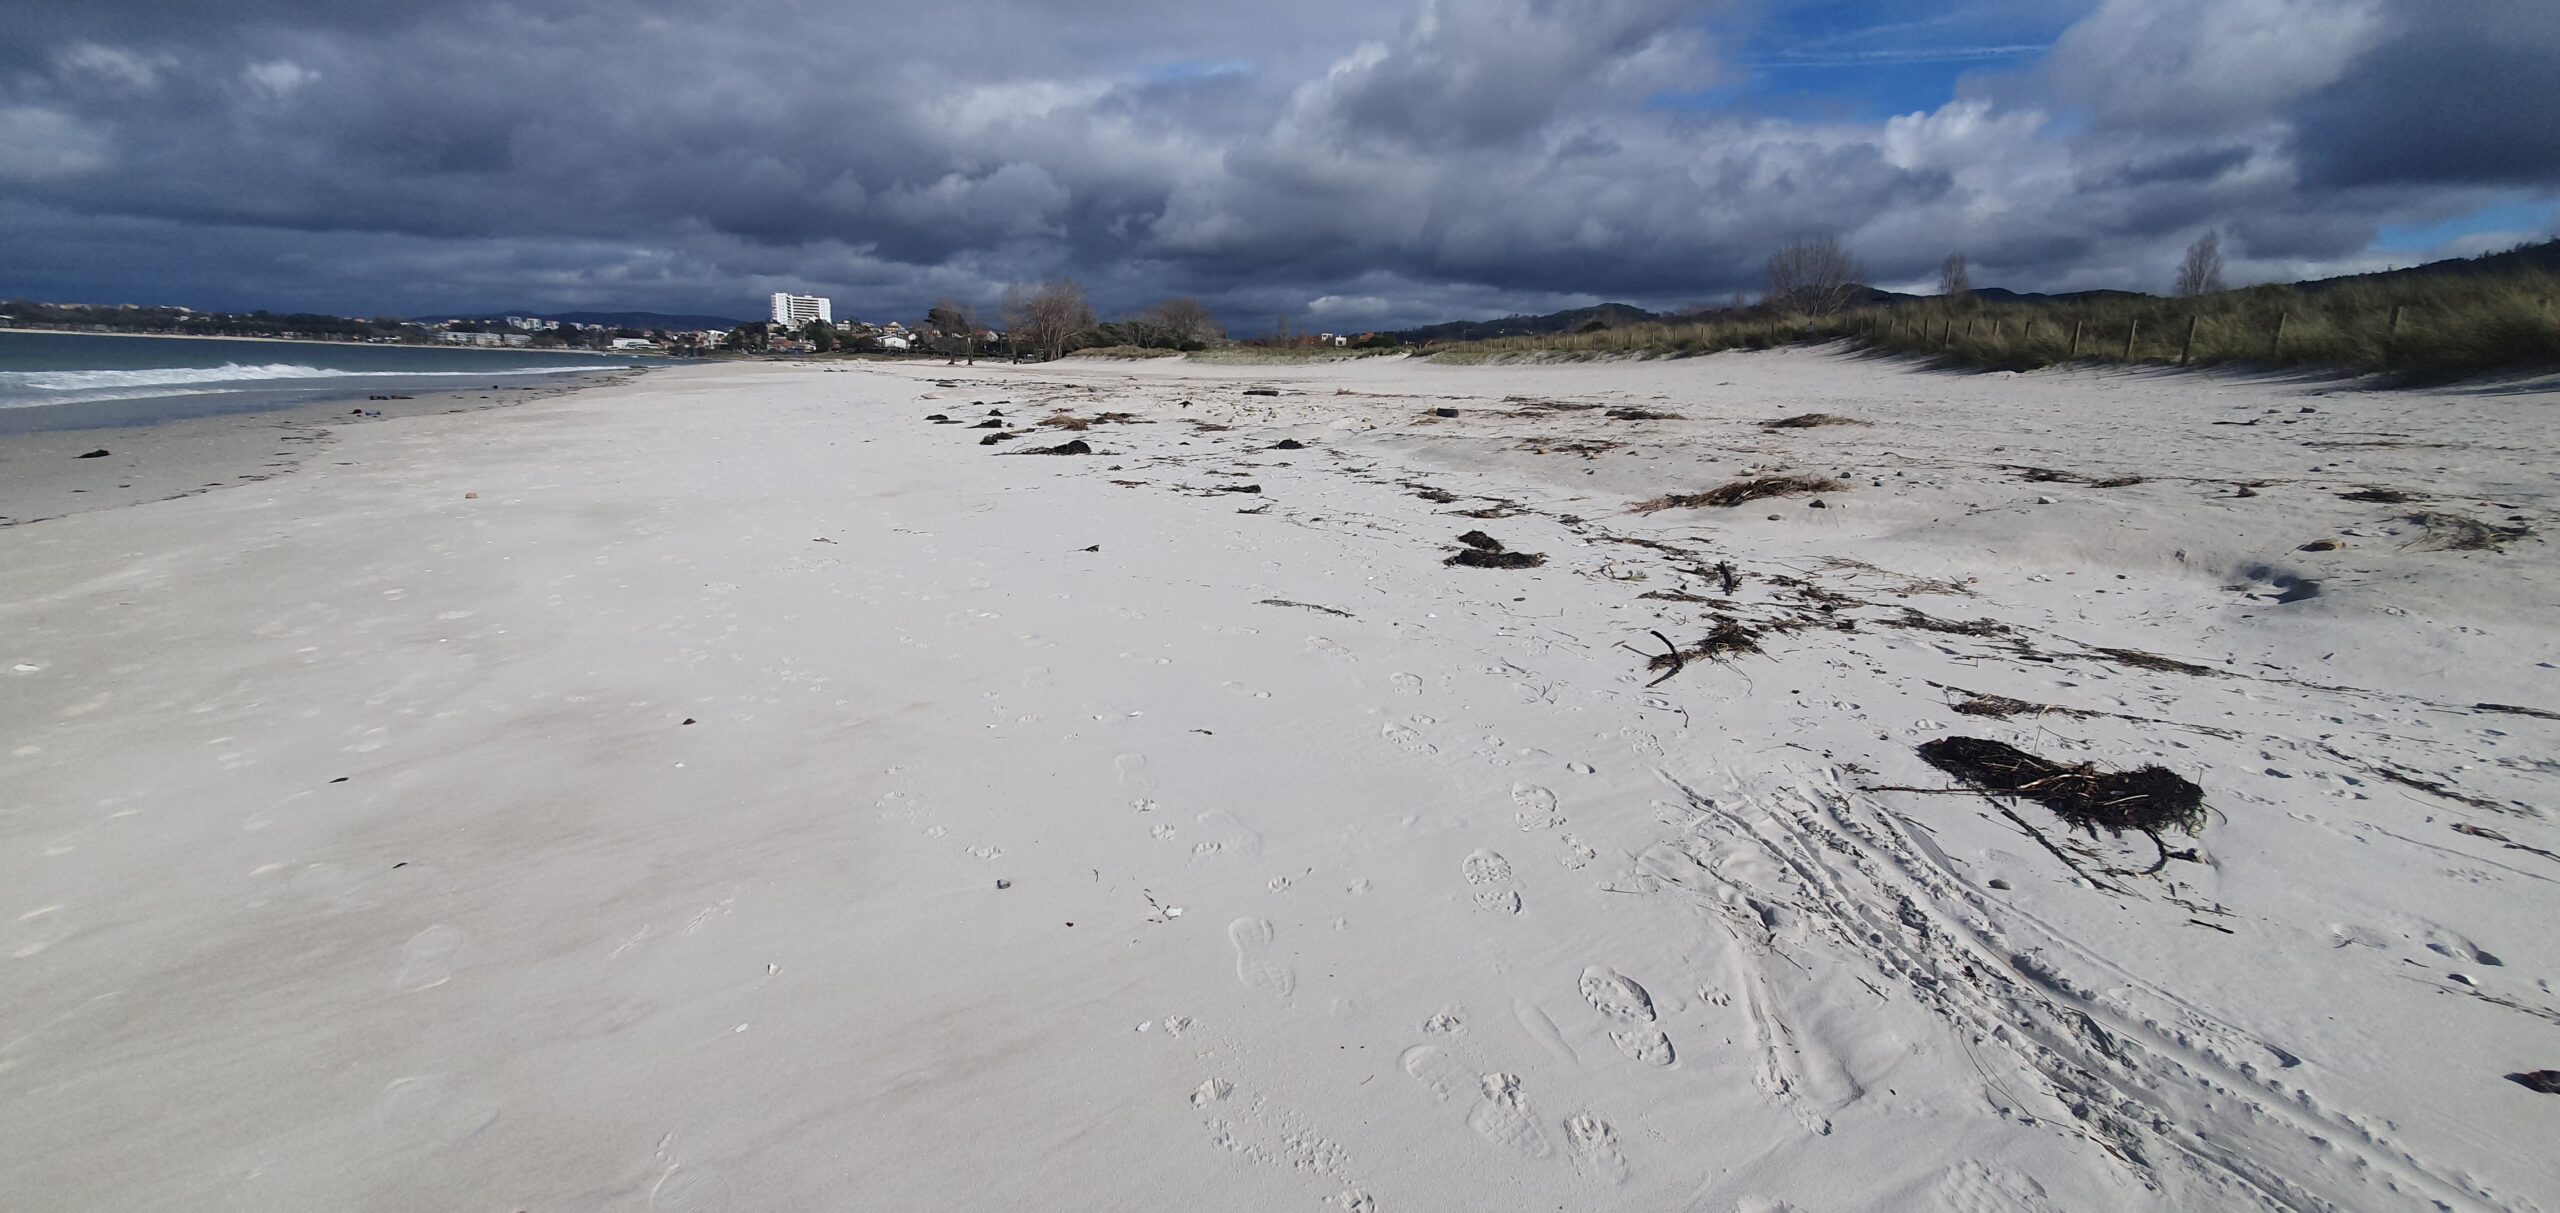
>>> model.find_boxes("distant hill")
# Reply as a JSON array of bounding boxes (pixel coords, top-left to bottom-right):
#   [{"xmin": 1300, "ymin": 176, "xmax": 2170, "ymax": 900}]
[
  {"xmin": 1389, "ymin": 289, "xmax": 2171, "ymax": 342},
  {"xmin": 416, "ymin": 310, "xmax": 751, "ymax": 331},
  {"xmin": 2291, "ymin": 237, "xmax": 2560, "ymax": 292},
  {"xmin": 1392, "ymin": 303, "xmax": 1670, "ymax": 344}
]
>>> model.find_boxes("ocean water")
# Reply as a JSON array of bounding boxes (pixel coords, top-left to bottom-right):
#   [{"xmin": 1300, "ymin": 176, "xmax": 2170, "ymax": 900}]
[{"xmin": 0, "ymin": 331, "xmax": 645, "ymax": 430}]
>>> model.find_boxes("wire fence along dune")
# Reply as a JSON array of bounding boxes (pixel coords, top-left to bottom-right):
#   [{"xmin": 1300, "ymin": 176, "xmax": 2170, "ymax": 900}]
[{"xmin": 1420, "ymin": 269, "xmax": 2560, "ymax": 380}]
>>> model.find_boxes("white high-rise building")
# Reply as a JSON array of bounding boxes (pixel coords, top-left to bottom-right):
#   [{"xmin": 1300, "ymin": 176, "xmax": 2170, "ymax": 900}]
[{"xmin": 770, "ymin": 292, "xmax": 832, "ymax": 327}]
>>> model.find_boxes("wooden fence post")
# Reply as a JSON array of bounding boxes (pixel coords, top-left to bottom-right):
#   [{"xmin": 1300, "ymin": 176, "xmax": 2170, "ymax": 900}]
[
  {"xmin": 2123, "ymin": 319, "xmax": 2139, "ymax": 360},
  {"xmin": 1992, "ymin": 320, "xmax": 2003, "ymax": 343},
  {"xmin": 2069, "ymin": 320, "xmax": 2083, "ymax": 357},
  {"xmin": 2387, "ymin": 304, "xmax": 2404, "ymax": 335},
  {"xmin": 2270, "ymin": 311, "xmax": 2288, "ymax": 360},
  {"xmin": 2179, "ymin": 315, "xmax": 2199, "ymax": 367}
]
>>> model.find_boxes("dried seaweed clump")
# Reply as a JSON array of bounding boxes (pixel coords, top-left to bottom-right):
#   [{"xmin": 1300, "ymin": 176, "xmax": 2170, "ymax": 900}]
[
  {"xmin": 1649, "ymin": 621, "xmax": 1761, "ymax": 670},
  {"xmin": 1918, "ymin": 736, "xmax": 2205, "ymax": 837},
  {"xmin": 1763, "ymin": 413, "xmax": 1866, "ymax": 429},
  {"xmin": 1954, "ymin": 693, "xmax": 2044, "ymax": 718},
  {"xmin": 1444, "ymin": 531, "xmax": 1545, "ymax": 569},
  {"xmin": 2403, "ymin": 511, "xmax": 2531, "ymax": 552},
  {"xmin": 1606, "ymin": 407, "xmax": 1683, "ymax": 420},
  {"xmin": 2339, "ymin": 486, "xmax": 2422, "ymax": 504},
  {"xmin": 1634, "ymin": 475, "xmax": 1847, "ymax": 512},
  {"xmin": 1019, "ymin": 439, "xmax": 1093, "ymax": 456}
]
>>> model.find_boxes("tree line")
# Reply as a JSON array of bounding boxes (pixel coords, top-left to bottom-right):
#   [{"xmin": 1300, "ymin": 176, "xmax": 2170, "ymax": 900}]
[{"xmin": 725, "ymin": 282, "xmax": 1228, "ymax": 362}]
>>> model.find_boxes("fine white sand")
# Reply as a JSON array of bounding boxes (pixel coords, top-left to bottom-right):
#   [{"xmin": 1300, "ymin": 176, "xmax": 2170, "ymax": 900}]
[{"xmin": 3, "ymin": 349, "xmax": 2555, "ymax": 1211}]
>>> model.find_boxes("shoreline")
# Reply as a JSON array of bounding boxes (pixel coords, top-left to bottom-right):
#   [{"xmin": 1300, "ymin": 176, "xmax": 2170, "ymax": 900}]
[
  {"xmin": 0, "ymin": 325, "xmax": 680, "ymax": 356},
  {"xmin": 0, "ymin": 368, "xmax": 638, "ymax": 527}
]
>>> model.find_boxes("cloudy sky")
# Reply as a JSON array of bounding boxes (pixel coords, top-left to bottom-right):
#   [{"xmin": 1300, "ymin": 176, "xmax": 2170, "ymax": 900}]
[{"xmin": 3, "ymin": 0, "xmax": 2554, "ymax": 329}]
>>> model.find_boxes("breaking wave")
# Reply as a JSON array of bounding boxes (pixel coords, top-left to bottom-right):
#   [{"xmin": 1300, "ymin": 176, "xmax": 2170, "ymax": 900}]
[{"xmin": 0, "ymin": 362, "xmax": 607, "ymax": 409}]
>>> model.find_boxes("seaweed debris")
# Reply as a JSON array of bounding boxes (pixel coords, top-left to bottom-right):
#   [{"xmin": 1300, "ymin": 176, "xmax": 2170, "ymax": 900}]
[
  {"xmin": 2403, "ymin": 511, "xmax": 2531, "ymax": 552},
  {"xmin": 2008, "ymin": 466, "xmax": 2145, "ymax": 488},
  {"xmin": 2091, "ymin": 646, "xmax": 2225, "ymax": 677},
  {"xmin": 1259, "ymin": 599, "xmax": 1353, "ymax": 618},
  {"xmin": 1645, "ymin": 621, "xmax": 1763, "ymax": 683},
  {"xmin": 1633, "ymin": 475, "xmax": 1846, "ymax": 512},
  {"xmin": 1917, "ymin": 736, "xmax": 2206, "ymax": 838},
  {"xmin": 1444, "ymin": 531, "xmax": 1545, "ymax": 569},
  {"xmin": 1762, "ymin": 413, "xmax": 1866, "ymax": 429}
]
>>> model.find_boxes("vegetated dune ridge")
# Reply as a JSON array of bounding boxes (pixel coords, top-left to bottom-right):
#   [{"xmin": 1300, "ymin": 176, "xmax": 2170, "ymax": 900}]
[{"xmin": 1, "ymin": 347, "xmax": 2553, "ymax": 1211}]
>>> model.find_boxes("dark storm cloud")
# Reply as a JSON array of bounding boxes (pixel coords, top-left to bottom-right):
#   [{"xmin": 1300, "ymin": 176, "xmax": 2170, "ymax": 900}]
[
  {"xmin": 1, "ymin": 0, "xmax": 2552, "ymax": 327},
  {"xmin": 2291, "ymin": 0, "xmax": 2560, "ymax": 189}
]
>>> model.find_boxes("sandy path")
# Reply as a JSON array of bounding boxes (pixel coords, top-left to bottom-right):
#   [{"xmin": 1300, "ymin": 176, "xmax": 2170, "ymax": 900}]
[{"xmin": 3, "ymin": 351, "xmax": 2554, "ymax": 1211}]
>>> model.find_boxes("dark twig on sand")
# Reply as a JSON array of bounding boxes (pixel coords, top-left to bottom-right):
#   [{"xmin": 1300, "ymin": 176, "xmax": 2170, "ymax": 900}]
[
  {"xmin": 1645, "ymin": 630, "xmax": 1683, "ymax": 688},
  {"xmin": 1258, "ymin": 598, "xmax": 1353, "ymax": 618}
]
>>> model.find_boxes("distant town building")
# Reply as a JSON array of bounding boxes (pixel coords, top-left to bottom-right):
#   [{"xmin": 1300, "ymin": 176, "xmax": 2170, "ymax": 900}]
[
  {"xmin": 770, "ymin": 292, "xmax": 832, "ymax": 327},
  {"xmin": 609, "ymin": 337, "xmax": 657, "ymax": 350},
  {"xmin": 504, "ymin": 316, "xmax": 559, "ymax": 331}
]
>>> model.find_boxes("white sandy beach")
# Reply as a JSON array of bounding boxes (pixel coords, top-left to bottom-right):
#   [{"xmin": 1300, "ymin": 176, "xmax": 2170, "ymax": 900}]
[{"xmin": 3, "ymin": 349, "xmax": 2556, "ymax": 1211}]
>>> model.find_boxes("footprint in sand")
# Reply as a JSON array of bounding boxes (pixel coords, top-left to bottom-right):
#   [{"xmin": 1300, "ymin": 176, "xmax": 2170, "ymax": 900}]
[
  {"xmin": 1931, "ymin": 1158, "xmax": 2055, "ymax": 1212},
  {"xmin": 396, "ymin": 925, "xmax": 462, "ymax": 991},
  {"xmin": 1511, "ymin": 782, "xmax": 1560, "ymax": 831},
  {"xmin": 1402, "ymin": 1043, "xmax": 1471, "ymax": 1102},
  {"xmin": 1579, "ymin": 966, "xmax": 1674, "ymax": 1067},
  {"xmin": 1196, "ymin": 809, "xmax": 1263, "ymax": 859},
  {"xmin": 1564, "ymin": 1113, "xmax": 1630, "ymax": 1184},
  {"xmin": 1229, "ymin": 917, "xmax": 1294, "ymax": 999},
  {"xmin": 1467, "ymin": 1072, "xmax": 1554, "ymax": 1160},
  {"xmin": 1381, "ymin": 721, "xmax": 1436, "ymax": 756},
  {"xmin": 1389, "ymin": 672, "xmax": 1423, "ymax": 696},
  {"xmin": 1114, "ymin": 752, "xmax": 1155, "ymax": 793},
  {"xmin": 1462, "ymin": 848, "xmax": 1522, "ymax": 914}
]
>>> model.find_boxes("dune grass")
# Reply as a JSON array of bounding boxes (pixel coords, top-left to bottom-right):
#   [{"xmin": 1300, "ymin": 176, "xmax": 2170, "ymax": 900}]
[
  {"xmin": 1065, "ymin": 345, "xmax": 1184, "ymax": 359},
  {"xmin": 1188, "ymin": 345, "xmax": 1406, "ymax": 364},
  {"xmin": 1419, "ymin": 268, "xmax": 2560, "ymax": 381}
]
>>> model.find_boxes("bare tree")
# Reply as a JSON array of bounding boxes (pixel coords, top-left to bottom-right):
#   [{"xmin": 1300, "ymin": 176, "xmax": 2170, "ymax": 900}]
[
  {"xmin": 1939, "ymin": 252, "xmax": 1971, "ymax": 303},
  {"xmin": 1001, "ymin": 280, "xmax": 1096, "ymax": 361},
  {"xmin": 2176, "ymin": 231, "xmax": 2225, "ymax": 297},
  {"xmin": 1141, "ymin": 296, "xmax": 1222, "ymax": 348},
  {"xmin": 1765, "ymin": 236, "xmax": 1865, "ymax": 316}
]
